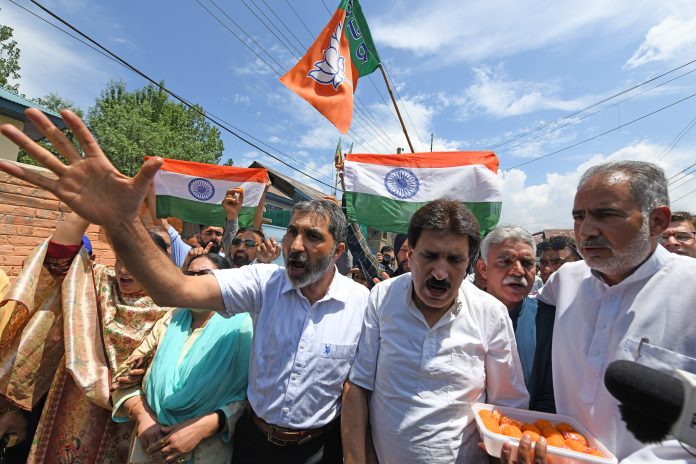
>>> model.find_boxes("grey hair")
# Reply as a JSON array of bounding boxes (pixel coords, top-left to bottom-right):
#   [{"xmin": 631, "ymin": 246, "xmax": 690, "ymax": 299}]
[
  {"xmin": 291, "ymin": 199, "xmax": 347, "ymax": 244},
  {"xmin": 480, "ymin": 224, "xmax": 536, "ymax": 264},
  {"xmin": 578, "ymin": 161, "xmax": 670, "ymax": 213}
]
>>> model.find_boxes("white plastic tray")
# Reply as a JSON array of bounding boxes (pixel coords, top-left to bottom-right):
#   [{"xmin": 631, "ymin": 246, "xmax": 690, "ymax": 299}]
[{"xmin": 472, "ymin": 403, "xmax": 618, "ymax": 464}]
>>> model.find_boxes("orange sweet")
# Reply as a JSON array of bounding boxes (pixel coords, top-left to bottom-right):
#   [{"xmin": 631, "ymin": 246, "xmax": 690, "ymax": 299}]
[
  {"xmin": 562, "ymin": 431, "xmax": 587, "ymax": 446},
  {"xmin": 556, "ymin": 422, "xmax": 576, "ymax": 433},
  {"xmin": 587, "ymin": 448, "xmax": 604, "ymax": 457},
  {"xmin": 521, "ymin": 423, "xmax": 541, "ymax": 434},
  {"xmin": 565, "ymin": 439, "xmax": 587, "ymax": 453},
  {"xmin": 521, "ymin": 431, "xmax": 540, "ymax": 442},
  {"xmin": 479, "ymin": 410, "xmax": 495, "ymax": 422},
  {"xmin": 546, "ymin": 435, "xmax": 566, "ymax": 448},
  {"xmin": 500, "ymin": 424, "xmax": 523, "ymax": 438},
  {"xmin": 500, "ymin": 415, "xmax": 523, "ymax": 428},
  {"xmin": 542, "ymin": 427, "xmax": 562, "ymax": 438},
  {"xmin": 535, "ymin": 419, "xmax": 553, "ymax": 430},
  {"xmin": 492, "ymin": 410, "xmax": 502, "ymax": 424},
  {"xmin": 482, "ymin": 417, "xmax": 502, "ymax": 434}
]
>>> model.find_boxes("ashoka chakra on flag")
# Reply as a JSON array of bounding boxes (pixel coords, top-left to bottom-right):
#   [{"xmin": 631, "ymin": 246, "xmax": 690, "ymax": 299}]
[{"xmin": 188, "ymin": 178, "xmax": 216, "ymax": 201}]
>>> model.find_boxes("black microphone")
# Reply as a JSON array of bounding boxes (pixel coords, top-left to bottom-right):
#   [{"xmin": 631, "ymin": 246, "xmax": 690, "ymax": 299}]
[{"xmin": 604, "ymin": 360, "xmax": 685, "ymax": 443}]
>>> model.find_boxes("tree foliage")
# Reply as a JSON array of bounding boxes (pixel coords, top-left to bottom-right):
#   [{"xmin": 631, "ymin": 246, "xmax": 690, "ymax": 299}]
[
  {"xmin": 87, "ymin": 81, "xmax": 224, "ymax": 177},
  {"xmin": 17, "ymin": 94, "xmax": 83, "ymax": 167},
  {"xmin": 0, "ymin": 14, "xmax": 20, "ymax": 92}
]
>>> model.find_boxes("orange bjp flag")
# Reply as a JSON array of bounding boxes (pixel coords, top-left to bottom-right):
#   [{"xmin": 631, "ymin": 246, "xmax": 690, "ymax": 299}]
[{"xmin": 280, "ymin": 0, "xmax": 381, "ymax": 134}]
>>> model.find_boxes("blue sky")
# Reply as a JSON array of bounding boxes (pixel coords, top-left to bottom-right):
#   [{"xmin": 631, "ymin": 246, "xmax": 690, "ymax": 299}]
[{"xmin": 3, "ymin": 0, "xmax": 696, "ymax": 231}]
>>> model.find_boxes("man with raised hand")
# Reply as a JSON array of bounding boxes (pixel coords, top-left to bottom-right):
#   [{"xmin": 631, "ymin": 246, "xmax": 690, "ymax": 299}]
[{"xmin": 0, "ymin": 108, "xmax": 369, "ymax": 464}]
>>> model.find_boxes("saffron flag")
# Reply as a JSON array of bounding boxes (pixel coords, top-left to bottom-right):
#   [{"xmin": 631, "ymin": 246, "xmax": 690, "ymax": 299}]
[
  {"xmin": 149, "ymin": 157, "xmax": 270, "ymax": 227},
  {"xmin": 344, "ymin": 151, "xmax": 503, "ymax": 235},
  {"xmin": 280, "ymin": 0, "xmax": 380, "ymax": 134}
]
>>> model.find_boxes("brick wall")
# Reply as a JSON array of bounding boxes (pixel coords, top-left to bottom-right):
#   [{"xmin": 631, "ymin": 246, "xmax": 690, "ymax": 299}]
[
  {"xmin": 0, "ymin": 161, "xmax": 190, "ymax": 283},
  {"xmin": 0, "ymin": 163, "xmax": 116, "ymax": 282}
]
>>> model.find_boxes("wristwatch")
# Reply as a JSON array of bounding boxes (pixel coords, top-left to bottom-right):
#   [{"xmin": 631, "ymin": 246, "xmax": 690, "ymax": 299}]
[{"xmin": 215, "ymin": 409, "xmax": 226, "ymax": 434}]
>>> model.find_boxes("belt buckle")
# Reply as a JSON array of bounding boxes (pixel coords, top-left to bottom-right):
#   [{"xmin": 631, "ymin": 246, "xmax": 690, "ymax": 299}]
[{"xmin": 267, "ymin": 425, "xmax": 289, "ymax": 447}]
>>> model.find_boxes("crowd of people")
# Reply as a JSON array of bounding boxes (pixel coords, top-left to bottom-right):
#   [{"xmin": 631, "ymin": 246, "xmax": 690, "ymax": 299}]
[{"xmin": 0, "ymin": 108, "xmax": 694, "ymax": 464}]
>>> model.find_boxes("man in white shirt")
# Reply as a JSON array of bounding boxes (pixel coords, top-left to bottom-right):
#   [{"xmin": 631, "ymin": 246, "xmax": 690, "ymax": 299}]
[
  {"xmin": 0, "ymin": 109, "xmax": 369, "ymax": 464},
  {"xmin": 343, "ymin": 200, "xmax": 529, "ymax": 464},
  {"xmin": 535, "ymin": 160, "xmax": 696, "ymax": 463}
]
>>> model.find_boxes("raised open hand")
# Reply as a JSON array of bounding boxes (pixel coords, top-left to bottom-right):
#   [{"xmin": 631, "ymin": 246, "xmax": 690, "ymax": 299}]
[{"xmin": 0, "ymin": 108, "xmax": 162, "ymax": 228}]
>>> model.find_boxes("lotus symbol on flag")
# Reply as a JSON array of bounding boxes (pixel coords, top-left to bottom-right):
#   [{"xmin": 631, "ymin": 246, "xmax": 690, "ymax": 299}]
[
  {"xmin": 308, "ymin": 22, "xmax": 350, "ymax": 90},
  {"xmin": 384, "ymin": 168, "xmax": 419, "ymax": 199}
]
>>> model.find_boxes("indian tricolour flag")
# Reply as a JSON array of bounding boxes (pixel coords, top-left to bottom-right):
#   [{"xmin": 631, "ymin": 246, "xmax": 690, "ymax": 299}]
[
  {"xmin": 344, "ymin": 151, "xmax": 502, "ymax": 235},
  {"xmin": 150, "ymin": 157, "xmax": 269, "ymax": 227}
]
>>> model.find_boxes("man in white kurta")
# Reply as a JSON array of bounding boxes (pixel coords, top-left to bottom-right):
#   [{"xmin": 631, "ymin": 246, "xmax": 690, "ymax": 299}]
[
  {"xmin": 537, "ymin": 161, "xmax": 696, "ymax": 464},
  {"xmin": 343, "ymin": 200, "xmax": 528, "ymax": 464},
  {"xmin": 350, "ymin": 274, "xmax": 528, "ymax": 463}
]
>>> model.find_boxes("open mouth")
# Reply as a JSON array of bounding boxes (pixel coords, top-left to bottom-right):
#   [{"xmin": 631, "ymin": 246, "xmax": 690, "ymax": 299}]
[
  {"xmin": 425, "ymin": 280, "xmax": 450, "ymax": 297},
  {"xmin": 118, "ymin": 276, "xmax": 134, "ymax": 286},
  {"xmin": 288, "ymin": 259, "xmax": 307, "ymax": 273}
]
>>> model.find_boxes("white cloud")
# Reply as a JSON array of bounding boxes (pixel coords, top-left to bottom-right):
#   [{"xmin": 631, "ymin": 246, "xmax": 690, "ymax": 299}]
[
  {"xmin": 371, "ymin": 0, "xmax": 664, "ymax": 65},
  {"xmin": 457, "ymin": 66, "xmax": 589, "ymax": 118},
  {"xmin": 625, "ymin": 15, "xmax": 696, "ymax": 68},
  {"xmin": 3, "ymin": 3, "xmax": 117, "ymax": 109},
  {"xmin": 499, "ymin": 141, "xmax": 696, "ymax": 231}
]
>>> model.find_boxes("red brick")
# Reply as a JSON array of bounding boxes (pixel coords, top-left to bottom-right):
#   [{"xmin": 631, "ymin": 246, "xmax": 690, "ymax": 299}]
[
  {"xmin": 1, "ymin": 236, "xmax": 43, "ymax": 246},
  {"xmin": 0, "ymin": 182, "xmax": 59, "ymax": 200},
  {"xmin": 0, "ymin": 255, "xmax": 26, "ymax": 266},
  {"xmin": 0, "ymin": 192, "xmax": 61, "ymax": 211},
  {"xmin": 35, "ymin": 209, "xmax": 60, "ymax": 220}
]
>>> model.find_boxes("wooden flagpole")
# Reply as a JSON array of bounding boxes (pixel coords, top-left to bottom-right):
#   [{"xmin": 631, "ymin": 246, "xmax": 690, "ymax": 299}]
[{"xmin": 378, "ymin": 64, "xmax": 415, "ymax": 153}]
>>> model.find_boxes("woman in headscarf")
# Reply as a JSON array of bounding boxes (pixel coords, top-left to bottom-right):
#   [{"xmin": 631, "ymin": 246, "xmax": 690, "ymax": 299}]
[
  {"xmin": 0, "ymin": 212, "xmax": 171, "ymax": 463},
  {"xmin": 112, "ymin": 253, "xmax": 252, "ymax": 463}
]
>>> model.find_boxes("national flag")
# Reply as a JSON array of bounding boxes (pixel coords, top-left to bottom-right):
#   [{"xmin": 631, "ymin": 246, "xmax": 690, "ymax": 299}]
[
  {"xmin": 280, "ymin": 0, "xmax": 380, "ymax": 134},
  {"xmin": 149, "ymin": 157, "xmax": 270, "ymax": 227},
  {"xmin": 344, "ymin": 151, "xmax": 502, "ymax": 235}
]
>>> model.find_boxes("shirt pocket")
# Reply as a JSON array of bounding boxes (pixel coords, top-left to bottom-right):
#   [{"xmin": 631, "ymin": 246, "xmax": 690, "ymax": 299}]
[
  {"xmin": 621, "ymin": 338, "xmax": 696, "ymax": 374},
  {"xmin": 313, "ymin": 343, "xmax": 358, "ymax": 396},
  {"xmin": 448, "ymin": 351, "xmax": 486, "ymax": 403}
]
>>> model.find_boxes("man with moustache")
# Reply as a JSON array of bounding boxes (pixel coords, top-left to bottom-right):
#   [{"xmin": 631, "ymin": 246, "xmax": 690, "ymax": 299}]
[
  {"xmin": 227, "ymin": 226, "xmax": 265, "ymax": 267},
  {"xmin": 342, "ymin": 200, "xmax": 529, "ymax": 464},
  {"xmin": 477, "ymin": 225, "xmax": 555, "ymax": 412},
  {"xmin": 535, "ymin": 161, "xmax": 696, "ymax": 463},
  {"xmin": 0, "ymin": 109, "xmax": 369, "ymax": 464}
]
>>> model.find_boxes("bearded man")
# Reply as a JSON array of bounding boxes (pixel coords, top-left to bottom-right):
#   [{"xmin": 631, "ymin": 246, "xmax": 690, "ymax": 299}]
[
  {"xmin": 0, "ymin": 109, "xmax": 368, "ymax": 464},
  {"xmin": 534, "ymin": 160, "xmax": 696, "ymax": 463}
]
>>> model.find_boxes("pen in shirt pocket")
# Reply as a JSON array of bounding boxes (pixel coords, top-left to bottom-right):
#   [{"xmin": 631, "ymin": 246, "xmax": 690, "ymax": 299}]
[{"xmin": 636, "ymin": 336, "xmax": 649, "ymax": 360}]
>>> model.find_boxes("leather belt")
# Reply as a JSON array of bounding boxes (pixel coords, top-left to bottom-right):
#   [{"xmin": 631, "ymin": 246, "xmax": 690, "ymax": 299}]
[{"xmin": 250, "ymin": 409, "xmax": 339, "ymax": 446}]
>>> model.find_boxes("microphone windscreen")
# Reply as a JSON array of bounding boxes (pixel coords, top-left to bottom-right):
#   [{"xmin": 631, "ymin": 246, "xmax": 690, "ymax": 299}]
[{"xmin": 604, "ymin": 360, "xmax": 684, "ymax": 442}]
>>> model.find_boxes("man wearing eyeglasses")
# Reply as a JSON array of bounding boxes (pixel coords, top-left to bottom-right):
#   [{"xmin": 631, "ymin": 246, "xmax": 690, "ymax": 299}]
[
  {"xmin": 228, "ymin": 228, "xmax": 264, "ymax": 267},
  {"xmin": 659, "ymin": 211, "xmax": 696, "ymax": 258},
  {"xmin": 538, "ymin": 235, "xmax": 581, "ymax": 283}
]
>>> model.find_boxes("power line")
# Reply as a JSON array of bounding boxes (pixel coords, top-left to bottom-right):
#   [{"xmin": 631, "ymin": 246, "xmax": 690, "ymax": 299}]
[
  {"xmin": 657, "ymin": 113, "xmax": 696, "ymax": 162},
  {"xmin": 284, "ymin": 0, "xmax": 314, "ymax": 38},
  {"xmin": 672, "ymin": 185, "xmax": 696, "ymax": 204},
  {"xmin": 24, "ymin": 0, "xmax": 336, "ymax": 189},
  {"xmin": 239, "ymin": 0, "xmax": 303, "ymax": 58},
  {"xmin": 498, "ymin": 66, "xmax": 696, "ymax": 157},
  {"xmin": 487, "ymin": 57, "xmax": 696, "ymax": 151},
  {"xmin": 258, "ymin": 0, "xmax": 306, "ymax": 52},
  {"xmin": 199, "ymin": 0, "xmax": 284, "ymax": 73},
  {"xmin": 506, "ymin": 90, "xmax": 696, "ymax": 170}
]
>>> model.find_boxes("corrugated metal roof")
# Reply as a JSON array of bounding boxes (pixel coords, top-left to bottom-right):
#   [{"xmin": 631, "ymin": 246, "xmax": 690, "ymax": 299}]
[{"xmin": 0, "ymin": 87, "xmax": 68, "ymax": 140}]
